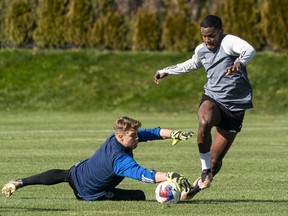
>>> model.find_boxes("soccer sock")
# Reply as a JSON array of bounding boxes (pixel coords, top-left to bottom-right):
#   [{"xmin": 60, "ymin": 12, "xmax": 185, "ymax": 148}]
[
  {"xmin": 15, "ymin": 179, "xmax": 23, "ymax": 188},
  {"xmin": 199, "ymin": 152, "xmax": 211, "ymax": 171}
]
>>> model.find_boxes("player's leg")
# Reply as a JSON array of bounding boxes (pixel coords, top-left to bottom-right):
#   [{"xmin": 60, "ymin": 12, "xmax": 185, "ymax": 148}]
[
  {"xmin": 210, "ymin": 127, "xmax": 237, "ymax": 177},
  {"xmin": 111, "ymin": 188, "xmax": 145, "ymax": 201},
  {"xmin": 2, "ymin": 169, "xmax": 70, "ymax": 197},
  {"xmin": 96, "ymin": 188, "xmax": 145, "ymax": 201},
  {"xmin": 196, "ymin": 99, "xmax": 221, "ymax": 188},
  {"xmin": 186, "ymin": 98, "xmax": 221, "ymax": 199},
  {"xmin": 22, "ymin": 169, "xmax": 70, "ymax": 185},
  {"xmin": 187, "ymin": 105, "xmax": 245, "ymax": 200},
  {"xmin": 211, "ymin": 108, "xmax": 245, "ymax": 176},
  {"xmin": 187, "ymin": 128, "xmax": 236, "ymax": 199}
]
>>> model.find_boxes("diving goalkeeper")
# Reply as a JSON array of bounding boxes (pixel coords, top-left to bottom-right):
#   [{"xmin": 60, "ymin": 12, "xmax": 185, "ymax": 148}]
[{"xmin": 2, "ymin": 116, "xmax": 193, "ymax": 201}]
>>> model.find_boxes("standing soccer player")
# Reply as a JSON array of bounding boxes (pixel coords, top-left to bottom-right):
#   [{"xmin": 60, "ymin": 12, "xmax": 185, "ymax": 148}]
[
  {"xmin": 2, "ymin": 116, "xmax": 193, "ymax": 201},
  {"xmin": 154, "ymin": 15, "xmax": 256, "ymax": 199}
]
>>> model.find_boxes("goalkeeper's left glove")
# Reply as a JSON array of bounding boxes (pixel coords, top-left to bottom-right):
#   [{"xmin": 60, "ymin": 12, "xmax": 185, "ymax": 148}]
[
  {"xmin": 170, "ymin": 130, "xmax": 194, "ymax": 145},
  {"xmin": 166, "ymin": 172, "xmax": 192, "ymax": 192}
]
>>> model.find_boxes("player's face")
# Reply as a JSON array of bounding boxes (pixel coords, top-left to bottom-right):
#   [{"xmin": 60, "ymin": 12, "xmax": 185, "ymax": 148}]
[
  {"xmin": 119, "ymin": 128, "xmax": 139, "ymax": 149},
  {"xmin": 201, "ymin": 27, "xmax": 223, "ymax": 51}
]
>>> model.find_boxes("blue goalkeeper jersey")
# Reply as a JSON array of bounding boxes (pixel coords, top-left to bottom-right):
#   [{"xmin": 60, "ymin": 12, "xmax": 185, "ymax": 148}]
[{"xmin": 70, "ymin": 127, "xmax": 162, "ymax": 201}]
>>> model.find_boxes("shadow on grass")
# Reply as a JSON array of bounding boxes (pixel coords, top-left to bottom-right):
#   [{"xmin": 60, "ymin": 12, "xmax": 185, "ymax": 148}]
[
  {"xmin": 0, "ymin": 206, "xmax": 70, "ymax": 213},
  {"xmin": 180, "ymin": 199, "xmax": 288, "ymax": 204}
]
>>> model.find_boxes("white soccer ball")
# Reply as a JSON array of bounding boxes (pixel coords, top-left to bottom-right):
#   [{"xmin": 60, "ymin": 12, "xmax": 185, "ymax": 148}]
[{"xmin": 155, "ymin": 181, "xmax": 180, "ymax": 204}]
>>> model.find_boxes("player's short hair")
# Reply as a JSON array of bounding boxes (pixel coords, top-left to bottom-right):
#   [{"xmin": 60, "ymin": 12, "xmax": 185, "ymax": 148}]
[
  {"xmin": 114, "ymin": 116, "xmax": 142, "ymax": 134},
  {"xmin": 200, "ymin": 15, "xmax": 222, "ymax": 30}
]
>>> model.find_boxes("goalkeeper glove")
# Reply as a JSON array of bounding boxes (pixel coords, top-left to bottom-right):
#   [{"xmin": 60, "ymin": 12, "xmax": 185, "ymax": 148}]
[
  {"xmin": 170, "ymin": 130, "xmax": 194, "ymax": 145},
  {"xmin": 166, "ymin": 172, "xmax": 192, "ymax": 192}
]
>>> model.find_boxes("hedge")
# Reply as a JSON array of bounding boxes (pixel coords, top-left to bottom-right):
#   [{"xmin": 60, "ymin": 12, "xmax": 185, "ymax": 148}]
[{"xmin": 0, "ymin": 0, "xmax": 287, "ymax": 52}]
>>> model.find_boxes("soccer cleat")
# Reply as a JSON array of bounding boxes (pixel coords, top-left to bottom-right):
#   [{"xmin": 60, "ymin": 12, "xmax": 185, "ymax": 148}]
[
  {"xmin": 2, "ymin": 180, "xmax": 21, "ymax": 197},
  {"xmin": 198, "ymin": 169, "xmax": 213, "ymax": 189},
  {"xmin": 186, "ymin": 177, "xmax": 201, "ymax": 199},
  {"xmin": 186, "ymin": 171, "xmax": 213, "ymax": 200}
]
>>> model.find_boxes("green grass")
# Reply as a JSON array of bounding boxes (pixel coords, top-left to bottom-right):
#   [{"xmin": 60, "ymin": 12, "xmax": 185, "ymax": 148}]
[
  {"xmin": 0, "ymin": 49, "xmax": 287, "ymax": 114},
  {"xmin": 1, "ymin": 112, "xmax": 287, "ymax": 216}
]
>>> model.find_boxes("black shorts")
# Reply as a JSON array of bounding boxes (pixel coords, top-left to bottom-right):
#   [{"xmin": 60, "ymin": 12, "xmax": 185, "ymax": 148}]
[{"xmin": 200, "ymin": 94, "xmax": 245, "ymax": 133}]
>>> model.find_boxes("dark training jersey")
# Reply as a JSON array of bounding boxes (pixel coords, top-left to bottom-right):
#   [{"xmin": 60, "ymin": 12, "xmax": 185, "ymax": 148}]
[
  {"xmin": 157, "ymin": 34, "xmax": 256, "ymax": 111},
  {"xmin": 70, "ymin": 127, "xmax": 161, "ymax": 201}
]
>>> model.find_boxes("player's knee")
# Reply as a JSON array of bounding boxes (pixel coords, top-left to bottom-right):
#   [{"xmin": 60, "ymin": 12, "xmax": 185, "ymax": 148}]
[{"xmin": 198, "ymin": 118, "xmax": 213, "ymax": 134}]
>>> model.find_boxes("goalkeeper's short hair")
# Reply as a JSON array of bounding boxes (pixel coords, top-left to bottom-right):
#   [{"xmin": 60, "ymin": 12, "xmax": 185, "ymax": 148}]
[{"xmin": 114, "ymin": 116, "xmax": 142, "ymax": 134}]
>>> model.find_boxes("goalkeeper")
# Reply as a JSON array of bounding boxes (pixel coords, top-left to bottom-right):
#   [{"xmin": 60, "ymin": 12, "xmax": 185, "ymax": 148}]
[{"xmin": 2, "ymin": 116, "xmax": 194, "ymax": 201}]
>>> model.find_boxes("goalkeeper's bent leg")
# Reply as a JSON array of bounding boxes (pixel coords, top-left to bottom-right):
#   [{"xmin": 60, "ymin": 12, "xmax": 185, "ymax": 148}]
[{"xmin": 98, "ymin": 188, "xmax": 145, "ymax": 201}]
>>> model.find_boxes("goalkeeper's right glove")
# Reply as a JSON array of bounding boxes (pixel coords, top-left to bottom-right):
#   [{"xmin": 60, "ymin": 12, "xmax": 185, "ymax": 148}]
[
  {"xmin": 166, "ymin": 172, "xmax": 192, "ymax": 192},
  {"xmin": 170, "ymin": 130, "xmax": 194, "ymax": 145}
]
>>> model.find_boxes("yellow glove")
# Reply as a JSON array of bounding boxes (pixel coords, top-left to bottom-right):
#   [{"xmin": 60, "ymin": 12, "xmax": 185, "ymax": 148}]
[
  {"xmin": 166, "ymin": 172, "xmax": 192, "ymax": 192},
  {"xmin": 170, "ymin": 130, "xmax": 194, "ymax": 145}
]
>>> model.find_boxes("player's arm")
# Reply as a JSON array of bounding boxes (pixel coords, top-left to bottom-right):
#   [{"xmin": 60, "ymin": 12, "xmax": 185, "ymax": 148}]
[
  {"xmin": 138, "ymin": 128, "xmax": 194, "ymax": 145},
  {"xmin": 154, "ymin": 46, "xmax": 203, "ymax": 84},
  {"xmin": 114, "ymin": 154, "xmax": 192, "ymax": 192},
  {"xmin": 114, "ymin": 154, "xmax": 156, "ymax": 183},
  {"xmin": 224, "ymin": 35, "xmax": 256, "ymax": 75}
]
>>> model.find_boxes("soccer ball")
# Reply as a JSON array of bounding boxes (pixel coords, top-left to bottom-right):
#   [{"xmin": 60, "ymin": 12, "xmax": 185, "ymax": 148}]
[{"xmin": 155, "ymin": 181, "xmax": 180, "ymax": 204}]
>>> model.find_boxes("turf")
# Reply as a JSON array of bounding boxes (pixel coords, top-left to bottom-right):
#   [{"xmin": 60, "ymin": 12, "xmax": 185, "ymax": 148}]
[{"xmin": 0, "ymin": 111, "xmax": 287, "ymax": 216}]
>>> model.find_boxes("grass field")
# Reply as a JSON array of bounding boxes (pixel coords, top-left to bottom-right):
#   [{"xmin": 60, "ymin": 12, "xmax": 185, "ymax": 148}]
[{"xmin": 1, "ymin": 111, "xmax": 287, "ymax": 216}]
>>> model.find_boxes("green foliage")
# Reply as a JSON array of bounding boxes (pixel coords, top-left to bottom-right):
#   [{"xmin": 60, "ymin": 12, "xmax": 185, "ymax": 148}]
[
  {"xmin": 261, "ymin": 0, "xmax": 288, "ymax": 51},
  {"xmin": 90, "ymin": 8, "xmax": 129, "ymax": 50},
  {"xmin": 4, "ymin": 0, "xmax": 36, "ymax": 47},
  {"xmin": 0, "ymin": 0, "xmax": 7, "ymax": 44},
  {"xmin": 161, "ymin": 7, "xmax": 199, "ymax": 52},
  {"xmin": 0, "ymin": 50, "xmax": 287, "ymax": 114},
  {"xmin": 215, "ymin": 0, "xmax": 265, "ymax": 50},
  {"xmin": 89, "ymin": 17, "xmax": 105, "ymax": 48},
  {"xmin": 0, "ymin": 112, "xmax": 288, "ymax": 215},
  {"xmin": 0, "ymin": 1, "xmax": 287, "ymax": 51},
  {"xmin": 65, "ymin": 0, "xmax": 94, "ymax": 48},
  {"xmin": 33, "ymin": 0, "xmax": 69, "ymax": 48},
  {"xmin": 103, "ymin": 10, "xmax": 129, "ymax": 50},
  {"xmin": 97, "ymin": 0, "xmax": 114, "ymax": 15},
  {"xmin": 132, "ymin": 8, "xmax": 161, "ymax": 51}
]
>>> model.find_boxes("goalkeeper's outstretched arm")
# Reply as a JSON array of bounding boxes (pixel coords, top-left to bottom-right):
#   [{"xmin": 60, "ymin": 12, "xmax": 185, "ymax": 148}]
[{"xmin": 159, "ymin": 129, "xmax": 194, "ymax": 145}]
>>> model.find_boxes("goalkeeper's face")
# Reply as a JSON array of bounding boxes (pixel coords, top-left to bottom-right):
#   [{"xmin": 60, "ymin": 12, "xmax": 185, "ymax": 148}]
[{"xmin": 117, "ymin": 128, "xmax": 139, "ymax": 149}]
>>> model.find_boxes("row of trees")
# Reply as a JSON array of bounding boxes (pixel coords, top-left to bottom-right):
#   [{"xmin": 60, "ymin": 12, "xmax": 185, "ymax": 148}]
[{"xmin": 0, "ymin": 0, "xmax": 287, "ymax": 52}]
